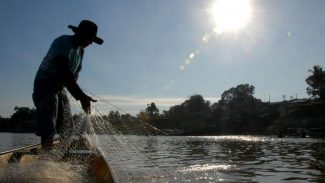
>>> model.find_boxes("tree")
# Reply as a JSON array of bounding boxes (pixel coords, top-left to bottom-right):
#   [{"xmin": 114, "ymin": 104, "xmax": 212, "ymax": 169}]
[
  {"xmin": 9, "ymin": 106, "xmax": 36, "ymax": 132},
  {"xmin": 145, "ymin": 102, "xmax": 159, "ymax": 117},
  {"xmin": 11, "ymin": 106, "xmax": 36, "ymax": 122},
  {"xmin": 108, "ymin": 111, "xmax": 121, "ymax": 121},
  {"xmin": 221, "ymin": 84, "xmax": 255, "ymax": 104},
  {"xmin": 137, "ymin": 111, "xmax": 150, "ymax": 123},
  {"xmin": 217, "ymin": 84, "xmax": 263, "ymax": 133},
  {"xmin": 167, "ymin": 104, "xmax": 185, "ymax": 128},
  {"xmin": 219, "ymin": 84, "xmax": 257, "ymax": 121},
  {"xmin": 166, "ymin": 95, "xmax": 211, "ymax": 130},
  {"xmin": 182, "ymin": 95, "xmax": 210, "ymax": 115},
  {"xmin": 306, "ymin": 65, "xmax": 325, "ymax": 100}
]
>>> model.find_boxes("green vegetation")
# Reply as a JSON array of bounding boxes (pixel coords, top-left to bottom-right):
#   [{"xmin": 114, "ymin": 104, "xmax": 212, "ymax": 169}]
[
  {"xmin": 140, "ymin": 65, "xmax": 325, "ymax": 135},
  {"xmin": 0, "ymin": 106, "xmax": 36, "ymax": 132},
  {"xmin": 1, "ymin": 65, "xmax": 325, "ymax": 135},
  {"xmin": 306, "ymin": 65, "xmax": 325, "ymax": 100},
  {"xmin": 146, "ymin": 84, "xmax": 271, "ymax": 135}
]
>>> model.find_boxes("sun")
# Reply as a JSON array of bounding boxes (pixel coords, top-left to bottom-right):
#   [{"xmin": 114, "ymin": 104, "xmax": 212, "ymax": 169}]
[{"xmin": 209, "ymin": 0, "xmax": 252, "ymax": 33}]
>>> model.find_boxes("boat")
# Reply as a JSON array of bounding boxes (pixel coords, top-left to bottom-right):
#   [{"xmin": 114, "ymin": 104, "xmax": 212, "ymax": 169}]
[{"xmin": 0, "ymin": 137, "xmax": 117, "ymax": 183}]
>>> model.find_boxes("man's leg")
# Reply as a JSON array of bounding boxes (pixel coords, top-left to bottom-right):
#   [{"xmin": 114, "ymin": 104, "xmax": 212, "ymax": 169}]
[
  {"xmin": 33, "ymin": 80, "xmax": 59, "ymax": 151},
  {"xmin": 40, "ymin": 137, "xmax": 54, "ymax": 150}
]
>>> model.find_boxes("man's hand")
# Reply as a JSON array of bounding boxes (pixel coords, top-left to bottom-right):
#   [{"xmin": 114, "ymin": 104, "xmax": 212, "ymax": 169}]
[{"xmin": 80, "ymin": 95, "xmax": 97, "ymax": 114}]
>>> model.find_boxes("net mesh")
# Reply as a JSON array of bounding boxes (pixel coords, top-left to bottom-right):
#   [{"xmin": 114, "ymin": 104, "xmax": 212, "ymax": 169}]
[
  {"xmin": 0, "ymin": 91, "xmax": 169, "ymax": 183},
  {"xmin": 70, "ymin": 93, "xmax": 169, "ymax": 182}
]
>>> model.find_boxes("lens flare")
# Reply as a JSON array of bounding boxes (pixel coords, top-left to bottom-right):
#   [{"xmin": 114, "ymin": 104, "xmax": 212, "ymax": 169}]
[{"xmin": 179, "ymin": 0, "xmax": 253, "ymax": 71}]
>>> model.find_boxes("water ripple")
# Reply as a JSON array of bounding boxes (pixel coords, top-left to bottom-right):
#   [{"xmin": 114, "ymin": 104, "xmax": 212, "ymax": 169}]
[{"xmin": 91, "ymin": 135, "xmax": 325, "ymax": 182}]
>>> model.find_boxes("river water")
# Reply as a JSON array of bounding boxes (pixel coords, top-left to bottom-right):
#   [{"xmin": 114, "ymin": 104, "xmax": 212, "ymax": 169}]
[
  {"xmin": 1, "ymin": 133, "xmax": 324, "ymax": 183},
  {"xmin": 0, "ymin": 133, "xmax": 40, "ymax": 152}
]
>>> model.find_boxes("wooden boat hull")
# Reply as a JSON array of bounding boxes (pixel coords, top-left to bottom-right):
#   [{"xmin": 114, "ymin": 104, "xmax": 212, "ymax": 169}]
[{"xmin": 0, "ymin": 138, "xmax": 116, "ymax": 183}]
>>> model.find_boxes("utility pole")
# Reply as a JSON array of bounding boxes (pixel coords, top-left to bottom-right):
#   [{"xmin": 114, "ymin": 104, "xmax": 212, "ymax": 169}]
[{"xmin": 282, "ymin": 95, "xmax": 286, "ymax": 101}]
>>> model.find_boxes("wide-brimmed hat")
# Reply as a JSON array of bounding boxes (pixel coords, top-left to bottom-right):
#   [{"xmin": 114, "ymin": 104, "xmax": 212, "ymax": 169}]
[{"xmin": 68, "ymin": 20, "xmax": 103, "ymax": 45}]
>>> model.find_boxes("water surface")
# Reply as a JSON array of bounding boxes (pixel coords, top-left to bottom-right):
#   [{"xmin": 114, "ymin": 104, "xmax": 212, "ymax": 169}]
[
  {"xmin": 1, "ymin": 133, "xmax": 324, "ymax": 182},
  {"xmin": 0, "ymin": 133, "xmax": 39, "ymax": 152},
  {"xmin": 97, "ymin": 135, "xmax": 325, "ymax": 183}
]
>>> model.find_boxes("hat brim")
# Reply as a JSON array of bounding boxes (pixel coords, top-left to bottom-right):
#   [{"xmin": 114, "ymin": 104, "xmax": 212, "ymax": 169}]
[
  {"xmin": 94, "ymin": 37, "xmax": 103, "ymax": 45},
  {"xmin": 68, "ymin": 25, "xmax": 103, "ymax": 45}
]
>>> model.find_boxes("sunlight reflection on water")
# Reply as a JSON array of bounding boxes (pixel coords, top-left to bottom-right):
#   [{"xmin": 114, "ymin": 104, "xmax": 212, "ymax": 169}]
[
  {"xmin": 177, "ymin": 164, "xmax": 233, "ymax": 173},
  {"xmin": 1, "ymin": 134, "xmax": 324, "ymax": 183},
  {"xmin": 97, "ymin": 135, "xmax": 325, "ymax": 183}
]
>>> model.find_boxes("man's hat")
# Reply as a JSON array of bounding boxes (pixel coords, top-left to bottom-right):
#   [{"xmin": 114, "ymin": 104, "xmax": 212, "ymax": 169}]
[{"xmin": 68, "ymin": 20, "xmax": 103, "ymax": 45}]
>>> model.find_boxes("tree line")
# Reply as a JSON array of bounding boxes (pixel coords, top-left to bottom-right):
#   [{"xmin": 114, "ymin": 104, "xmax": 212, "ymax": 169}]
[
  {"xmin": 1, "ymin": 65, "xmax": 324, "ymax": 135},
  {"xmin": 138, "ymin": 65, "xmax": 325, "ymax": 135},
  {"xmin": 0, "ymin": 106, "xmax": 36, "ymax": 132}
]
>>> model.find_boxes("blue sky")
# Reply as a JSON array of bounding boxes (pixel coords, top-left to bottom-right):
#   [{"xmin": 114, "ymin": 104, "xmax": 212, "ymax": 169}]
[{"xmin": 1, "ymin": 0, "xmax": 325, "ymax": 117}]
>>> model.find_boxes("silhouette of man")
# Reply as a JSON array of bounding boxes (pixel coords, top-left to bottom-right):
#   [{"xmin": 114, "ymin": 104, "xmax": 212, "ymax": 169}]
[{"xmin": 33, "ymin": 20, "xmax": 103, "ymax": 150}]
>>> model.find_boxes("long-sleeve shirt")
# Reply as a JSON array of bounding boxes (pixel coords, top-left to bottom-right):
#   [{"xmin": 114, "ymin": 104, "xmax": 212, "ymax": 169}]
[{"xmin": 34, "ymin": 35, "xmax": 86, "ymax": 100}]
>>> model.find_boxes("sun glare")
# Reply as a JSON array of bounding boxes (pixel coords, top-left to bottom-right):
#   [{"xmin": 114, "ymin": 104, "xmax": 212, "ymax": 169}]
[{"xmin": 209, "ymin": 0, "xmax": 252, "ymax": 33}]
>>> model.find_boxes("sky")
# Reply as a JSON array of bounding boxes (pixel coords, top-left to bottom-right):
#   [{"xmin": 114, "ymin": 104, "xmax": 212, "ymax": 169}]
[{"xmin": 1, "ymin": 0, "xmax": 325, "ymax": 117}]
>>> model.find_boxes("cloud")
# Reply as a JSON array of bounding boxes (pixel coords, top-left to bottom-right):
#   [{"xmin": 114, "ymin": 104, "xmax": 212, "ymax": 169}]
[
  {"xmin": 96, "ymin": 95, "xmax": 188, "ymax": 106},
  {"xmin": 70, "ymin": 94, "xmax": 220, "ymax": 115}
]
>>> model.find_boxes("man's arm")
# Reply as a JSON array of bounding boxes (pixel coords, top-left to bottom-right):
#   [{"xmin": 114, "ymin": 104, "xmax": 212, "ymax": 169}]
[
  {"xmin": 55, "ymin": 55, "xmax": 86, "ymax": 101},
  {"xmin": 55, "ymin": 55, "xmax": 96, "ymax": 114}
]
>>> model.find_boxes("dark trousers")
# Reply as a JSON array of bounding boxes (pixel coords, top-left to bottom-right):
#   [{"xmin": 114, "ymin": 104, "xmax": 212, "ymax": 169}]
[{"xmin": 33, "ymin": 80, "xmax": 73, "ymax": 139}]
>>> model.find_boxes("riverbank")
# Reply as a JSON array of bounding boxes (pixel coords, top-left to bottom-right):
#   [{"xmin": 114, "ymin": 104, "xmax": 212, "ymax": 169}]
[
  {"xmin": 1, "ymin": 100, "xmax": 324, "ymax": 136},
  {"xmin": 157, "ymin": 100, "xmax": 325, "ymax": 136}
]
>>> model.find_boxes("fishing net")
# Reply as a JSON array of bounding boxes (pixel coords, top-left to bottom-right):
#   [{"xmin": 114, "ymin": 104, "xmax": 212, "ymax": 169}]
[
  {"xmin": 0, "ymin": 91, "xmax": 169, "ymax": 183},
  {"xmin": 68, "ymin": 92, "xmax": 169, "ymax": 182}
]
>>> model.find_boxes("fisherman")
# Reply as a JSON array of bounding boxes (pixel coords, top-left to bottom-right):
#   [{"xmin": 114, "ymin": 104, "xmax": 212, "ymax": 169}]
[{"xmin": 33, "ymin": 20, "xmax": 103, "ymax": 150}]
